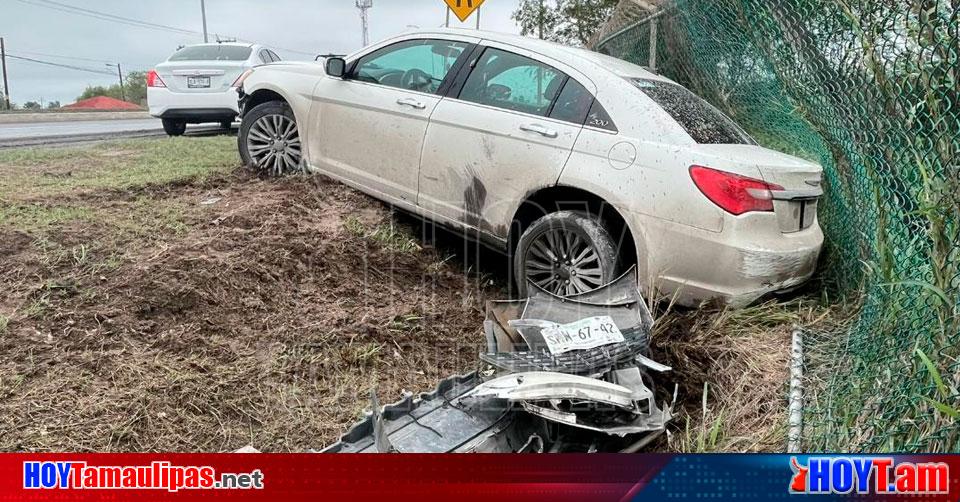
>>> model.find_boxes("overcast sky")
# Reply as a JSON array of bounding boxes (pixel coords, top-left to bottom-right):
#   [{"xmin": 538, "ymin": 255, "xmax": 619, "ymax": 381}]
[{"xmin": 0, "ymin": 0, "xmax": 521, "ymax": 105}]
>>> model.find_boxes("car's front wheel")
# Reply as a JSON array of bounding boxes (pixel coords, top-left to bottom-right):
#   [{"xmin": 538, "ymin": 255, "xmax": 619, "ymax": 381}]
[
  {"xmin": 514, "ymin": 211, "xmax": 622, "ymax": 297},
  {"xmin": 239, "ymin": 101, "xmax": 302, "ymax": 176},
  {"xmin": 161, "ymin": 119, "xmax": 186, "ymax": 137}
]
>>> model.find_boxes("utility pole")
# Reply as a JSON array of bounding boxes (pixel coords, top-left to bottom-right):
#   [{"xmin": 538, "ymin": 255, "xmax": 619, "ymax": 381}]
[
  {"xmin": 200, "ymin": 0, "xmax": 209, "ymax": 43},
  {"xmin": 116, "ymin": 63, "xmax": 125, "ymax": 102},
  {"xmin": 106, "ymin": 63, "xmax": 125, "ymax": 101},
  {"xmin": 0, "ymin": 37, "xmax": 9, "ymax": 110},
  {"xmin": 356, "ymin": 0, "xmax": 373, "ymax": 47}
]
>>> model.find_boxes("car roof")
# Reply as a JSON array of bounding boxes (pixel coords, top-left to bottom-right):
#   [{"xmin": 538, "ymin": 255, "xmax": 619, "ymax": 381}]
[
  {"xmin": 410, "ymin": 28, "xmax": 668, "ymax": 82},
  {"xmin": 182, "ymin": 42, "xmax": 255, "ymax": 48}
]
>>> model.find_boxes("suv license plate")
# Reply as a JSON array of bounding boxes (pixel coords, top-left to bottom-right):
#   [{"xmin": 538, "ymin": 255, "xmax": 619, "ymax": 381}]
[{"xmin": 187, "ymin": 76, "xmax": 211, "ymax": 88}]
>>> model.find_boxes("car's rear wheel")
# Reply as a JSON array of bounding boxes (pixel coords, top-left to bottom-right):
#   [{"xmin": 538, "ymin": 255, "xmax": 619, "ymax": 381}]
[
  {"xmin": 161, "ymin": 119, "xmax": 186, "ymax": 137},
  {"xmin": 514, "ymin": 211, "xmax": 622, "ymax": 297},
  {"xmin": 239, "ymin": 101, "xmax": 301, "ymax": 176}
]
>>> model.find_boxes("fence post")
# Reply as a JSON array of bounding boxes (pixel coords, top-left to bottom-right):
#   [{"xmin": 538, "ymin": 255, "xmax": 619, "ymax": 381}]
[{"xmin": 648, "ymin": 17, "xmax": 658, "ymax": 72}]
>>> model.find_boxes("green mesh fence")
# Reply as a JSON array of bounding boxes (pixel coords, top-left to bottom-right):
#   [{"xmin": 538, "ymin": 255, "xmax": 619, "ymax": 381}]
[{"xmin": 597, "ymin": 0, "xmax": 959, "ymax": 451}]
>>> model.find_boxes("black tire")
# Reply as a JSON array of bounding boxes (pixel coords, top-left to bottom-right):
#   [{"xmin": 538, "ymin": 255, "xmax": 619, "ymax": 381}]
[
  {"xmin": 162, "ymin": 119, "xmax": 186, "ymax": 136},
  {"xmin": 513, "ymin": 211, "xmax": 622, "ymax": 298},
  {"xmin": 238, "ymin": 101, "xmax": 301, "ymax": 176}
]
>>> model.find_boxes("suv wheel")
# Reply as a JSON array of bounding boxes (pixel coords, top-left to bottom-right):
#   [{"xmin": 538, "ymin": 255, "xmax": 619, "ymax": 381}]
[
  {"xmin": 514, "ymin": 211, "xmax": 621, "ymax": 297},
  {"xmin": 161, "ymin": 119, "xmax": 186, "ymax": 137},
  {"xmin": 239, "ymin": 101, "xmax": 301, "ymax": 176}
]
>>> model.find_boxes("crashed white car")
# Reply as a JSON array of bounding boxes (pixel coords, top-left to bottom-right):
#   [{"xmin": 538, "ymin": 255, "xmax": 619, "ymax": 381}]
[
  {"xmin": 148, "ymin": 42, "xmax": 281, "ymax": 136},
  {"xmin": 236, "ymin": 29, "xmax": 824, "ymax": 306}
]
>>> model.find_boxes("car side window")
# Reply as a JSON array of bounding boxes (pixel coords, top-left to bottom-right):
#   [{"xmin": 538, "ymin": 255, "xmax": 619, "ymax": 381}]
[
  {"xmin": 458, "ymin": 48, "xmax": 565, "ymax": 117},
  {"xmin": 259, "ymin": 50, "xmax": 271, "ymax": 64},
  {"xmin": 270, "ymin": 50, "xmax": 281, "ymax": 62},
  {"xmin": 353, "ymin": 39, "xmax": 469, "ymax": 94},
  {"xmin": 549, "ymin": 78, "xmax": 593, "ymax": 124}
]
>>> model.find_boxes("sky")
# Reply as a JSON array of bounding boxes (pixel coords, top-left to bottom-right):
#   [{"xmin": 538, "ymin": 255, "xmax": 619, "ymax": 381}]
[{"xmin": 0, "ymin": 0, "xmax": 522, "ymax": 105}]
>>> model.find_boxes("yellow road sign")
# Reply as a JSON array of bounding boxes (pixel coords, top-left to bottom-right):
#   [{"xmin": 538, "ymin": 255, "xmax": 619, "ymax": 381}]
[{"xmin": 444, "ymin": 0, "xmax": 485, "ymax": 22}]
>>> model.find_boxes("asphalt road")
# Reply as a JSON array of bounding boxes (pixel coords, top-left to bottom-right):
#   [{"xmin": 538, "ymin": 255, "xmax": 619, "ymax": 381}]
[
  {"xmin": 0, "ymin": 118, "xmax": 230, "ymax": 148},
  {"xmin": 0, "ymin": 118, "xmax": 162, "ymax": 141}
]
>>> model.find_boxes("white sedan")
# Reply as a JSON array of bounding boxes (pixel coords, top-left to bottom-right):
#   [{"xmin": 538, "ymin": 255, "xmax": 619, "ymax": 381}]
[
  {"xmin": 148, "ymin": 42, "xmax": 281, "ymax": 136},
  {"xmin": 235, "ymin": 29, "xmax": 824, "ymax": 306}
]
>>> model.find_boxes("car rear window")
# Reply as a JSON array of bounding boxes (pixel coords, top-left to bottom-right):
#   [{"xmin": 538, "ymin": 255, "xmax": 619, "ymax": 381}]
[
  {"xmin": 169, "ymin": 45, "xmax": 252, "ymax": 62},
  {"xmin": 631, "ymin": 78, "xmax": 754, "ymax": 145}
]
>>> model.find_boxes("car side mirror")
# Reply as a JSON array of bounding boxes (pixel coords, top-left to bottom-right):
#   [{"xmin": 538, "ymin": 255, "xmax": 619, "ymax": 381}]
[{"xmin": 325, "ymin": 57, "xmax": 346, "ymax": 78}]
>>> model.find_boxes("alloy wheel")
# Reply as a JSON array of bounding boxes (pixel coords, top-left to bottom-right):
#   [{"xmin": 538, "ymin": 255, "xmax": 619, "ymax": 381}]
[
  {"xmin": 525, "ymin": 228, "xmax": 605, "ymax": 296},
  {"xmin": 246, "ymin": 114, "xmax": 301, "ymax": 175}
]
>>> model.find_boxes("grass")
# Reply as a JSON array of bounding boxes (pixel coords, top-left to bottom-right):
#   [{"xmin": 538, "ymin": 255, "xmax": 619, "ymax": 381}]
[
  {"xmin": 0, "ymin": 204, "xmax": 94, "ymax": 231},
  {"xmin": 655, "ymin": 296, "xmax": 852, "ymax": 452},
  {"xmin": 0, "ymin": 136, "xmax": 238, "ymax": 202},
  {"xmin": 0, "ymin": 136, "xmax": 500, "ymax": 452},
  {"xmin": 0, "ymin": 137, "xmax": 236, "ymax": 237},
  {"xmin": 343, "ymin": 215, "xmax": 422, "ymax": 254}
]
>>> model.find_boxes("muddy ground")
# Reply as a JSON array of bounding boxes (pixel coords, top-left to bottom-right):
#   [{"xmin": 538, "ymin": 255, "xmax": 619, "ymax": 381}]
[{"xmin": 0, "ymin": 137, "xmax": 840, "ymax": 452}]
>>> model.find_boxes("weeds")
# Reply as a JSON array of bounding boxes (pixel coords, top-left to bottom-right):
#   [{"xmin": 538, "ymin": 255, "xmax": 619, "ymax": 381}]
[
  {"xmin": 677, "ymin": 383, "xmax": 727, "ymax": 452},
  {"xmin": 660, "ymin": 297, "xmax": 850, "ymax": 452},
  {"xmin": 344, "ymin": 216, "xmax": 421, "ymax": 253}
]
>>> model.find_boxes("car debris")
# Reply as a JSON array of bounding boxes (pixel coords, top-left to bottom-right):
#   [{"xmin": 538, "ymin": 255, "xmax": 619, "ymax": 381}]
[{"xmin": 323, "ymin": 266, "xmax": 674, "ymax": 453}]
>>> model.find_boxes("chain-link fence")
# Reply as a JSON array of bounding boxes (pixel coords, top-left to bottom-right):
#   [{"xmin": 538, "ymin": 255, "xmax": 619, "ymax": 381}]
[{"xmin": 596, "ymin": 0, "xmax": 959, "ymax": 451}]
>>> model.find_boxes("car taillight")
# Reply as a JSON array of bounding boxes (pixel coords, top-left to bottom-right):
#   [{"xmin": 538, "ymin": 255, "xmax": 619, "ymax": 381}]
[
  {"xmin": 689, "ymin": 165, "xmax": 783, "ymax": 215},
  {"xmin": 232, "ymin": 69, "xmax": 254, "ymax": 88},
  {"xmin": 146, "ymin": 70, "xmax": 166, "ymax": 88}
]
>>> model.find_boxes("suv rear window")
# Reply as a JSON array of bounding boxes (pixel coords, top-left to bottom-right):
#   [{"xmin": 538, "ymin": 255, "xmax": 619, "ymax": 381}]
[
  {"xmin": 631, "ymin": 78, "xmax": 754, "ymax": 145},
  {"xmin": 169, "ymin": 45, "xmax": 252, "ymax": 62}
]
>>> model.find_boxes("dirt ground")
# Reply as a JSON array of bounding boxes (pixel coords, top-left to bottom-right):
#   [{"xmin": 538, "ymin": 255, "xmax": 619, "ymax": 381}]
[{"xmin": 0, "ymin": 137, "xmax": 842, "ymax": 452}]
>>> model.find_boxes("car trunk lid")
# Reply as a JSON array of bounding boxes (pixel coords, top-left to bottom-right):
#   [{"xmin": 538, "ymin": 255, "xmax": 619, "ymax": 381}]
[
  {"xmin": 155, "ymin": 61, "xmax": 246, "ymax": 93},
  {"xmin": 690, "ymin": 144, "xmax": 823, "ymax": 233}
]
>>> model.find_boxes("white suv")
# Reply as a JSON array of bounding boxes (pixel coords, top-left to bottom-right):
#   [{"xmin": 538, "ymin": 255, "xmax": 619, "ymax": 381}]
[
  {"xmin": 148, "ymin": 42, "xmax": 280, "ymax": 136},
  {"xmin": 235, "ymin": 30, "xmax": 824, "ymax": 306}
]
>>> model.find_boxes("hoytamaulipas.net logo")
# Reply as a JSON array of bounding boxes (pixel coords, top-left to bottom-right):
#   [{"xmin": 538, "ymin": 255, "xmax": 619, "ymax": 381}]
[
  {"xmin": 24, "ymin": 461, "xmax": 264, "ymax": 492},
  {"xmin": 790, "ymin": 456, "xmax": 948, "ymax": 495}
]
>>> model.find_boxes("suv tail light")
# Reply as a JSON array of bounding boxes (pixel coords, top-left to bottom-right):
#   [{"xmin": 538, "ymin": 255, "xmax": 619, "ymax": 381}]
[
  {"xmin": 689, "ymin": 165, "xmax": 784, "ymax": 215},
  {"xmin": 146, "ymin": 70, "xmax": 166, "ymax": 88}
]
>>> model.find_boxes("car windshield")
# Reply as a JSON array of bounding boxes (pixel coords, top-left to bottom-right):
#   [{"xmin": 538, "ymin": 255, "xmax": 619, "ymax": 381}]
[
  {"xmin": 631, "ymin": 78, "xmax": 755, "ymax": 145},
  {"xmin": 169, "ymin": 45, "xmax": 252, "ymax": 62}
]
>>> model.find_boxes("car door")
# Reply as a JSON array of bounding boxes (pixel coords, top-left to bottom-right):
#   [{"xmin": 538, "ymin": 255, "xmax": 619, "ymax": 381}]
[
  {"xmin": 417, "ymin": 43, "xmax": 594, "ymax": 241},
  {"xmin": 309, "ymin": 37, "xmax": 474, "ymax": 206}
]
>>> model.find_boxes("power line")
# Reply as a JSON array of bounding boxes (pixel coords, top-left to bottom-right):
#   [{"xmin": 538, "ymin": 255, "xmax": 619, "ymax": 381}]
[
  {"xmin": 15, "ymin": 0, "xmax": 317, "ymax": 56},
  {"xmin": 6, "ymin": 54, "xmax": 116, "ymax": 76},
  {"xmin": 12, "ymin": 49, "xmax": 115, "ymax": 64},
  {"xmin": 11, "ymin": 49, "xmax": 151, "ymax": 70},
  {"xmin": 15, "ymin": 0, "xmax": 197, "ymax": 36}
]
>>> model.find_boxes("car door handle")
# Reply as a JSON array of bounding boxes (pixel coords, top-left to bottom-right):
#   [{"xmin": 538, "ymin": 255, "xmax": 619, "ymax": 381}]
[
  {"xmin": 520, "ymin": 123, "xmax": 558, "ymax": 138},
  {"xmin": 396, "ymin": 98, "xmax": 426, "ymax": 110}
]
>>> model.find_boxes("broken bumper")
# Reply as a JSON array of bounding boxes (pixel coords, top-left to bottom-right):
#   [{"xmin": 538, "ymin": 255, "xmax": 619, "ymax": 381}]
[{"xmin": 323, "ymin": 266, "xmax": 673, "ymax": 454}]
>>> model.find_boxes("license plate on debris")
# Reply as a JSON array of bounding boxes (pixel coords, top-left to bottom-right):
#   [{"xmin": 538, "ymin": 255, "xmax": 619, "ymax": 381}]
[
  {"xmin": 541, "ymin": 316, "xmax": 625, "ymax": 355},
  {"xmin": 187, "ymin": 76, "xmax": 211, "ymax": 88}
]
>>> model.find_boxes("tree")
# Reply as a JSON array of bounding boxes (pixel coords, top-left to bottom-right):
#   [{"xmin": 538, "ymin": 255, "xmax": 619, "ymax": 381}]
[
  {"xmin": 513, "ymin": 0, "xmax": 619, "ymax": 46},
  {"xmin": 23, "ymin": 101, "xmax": 41, "ymax": 110},
  {"xmin": 46, "ymin": 100, "xmax": 61, "ymax": 109},
  {"xmin": 76, "ymin": 70, "xmax": 148, "ymax": 105}
]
